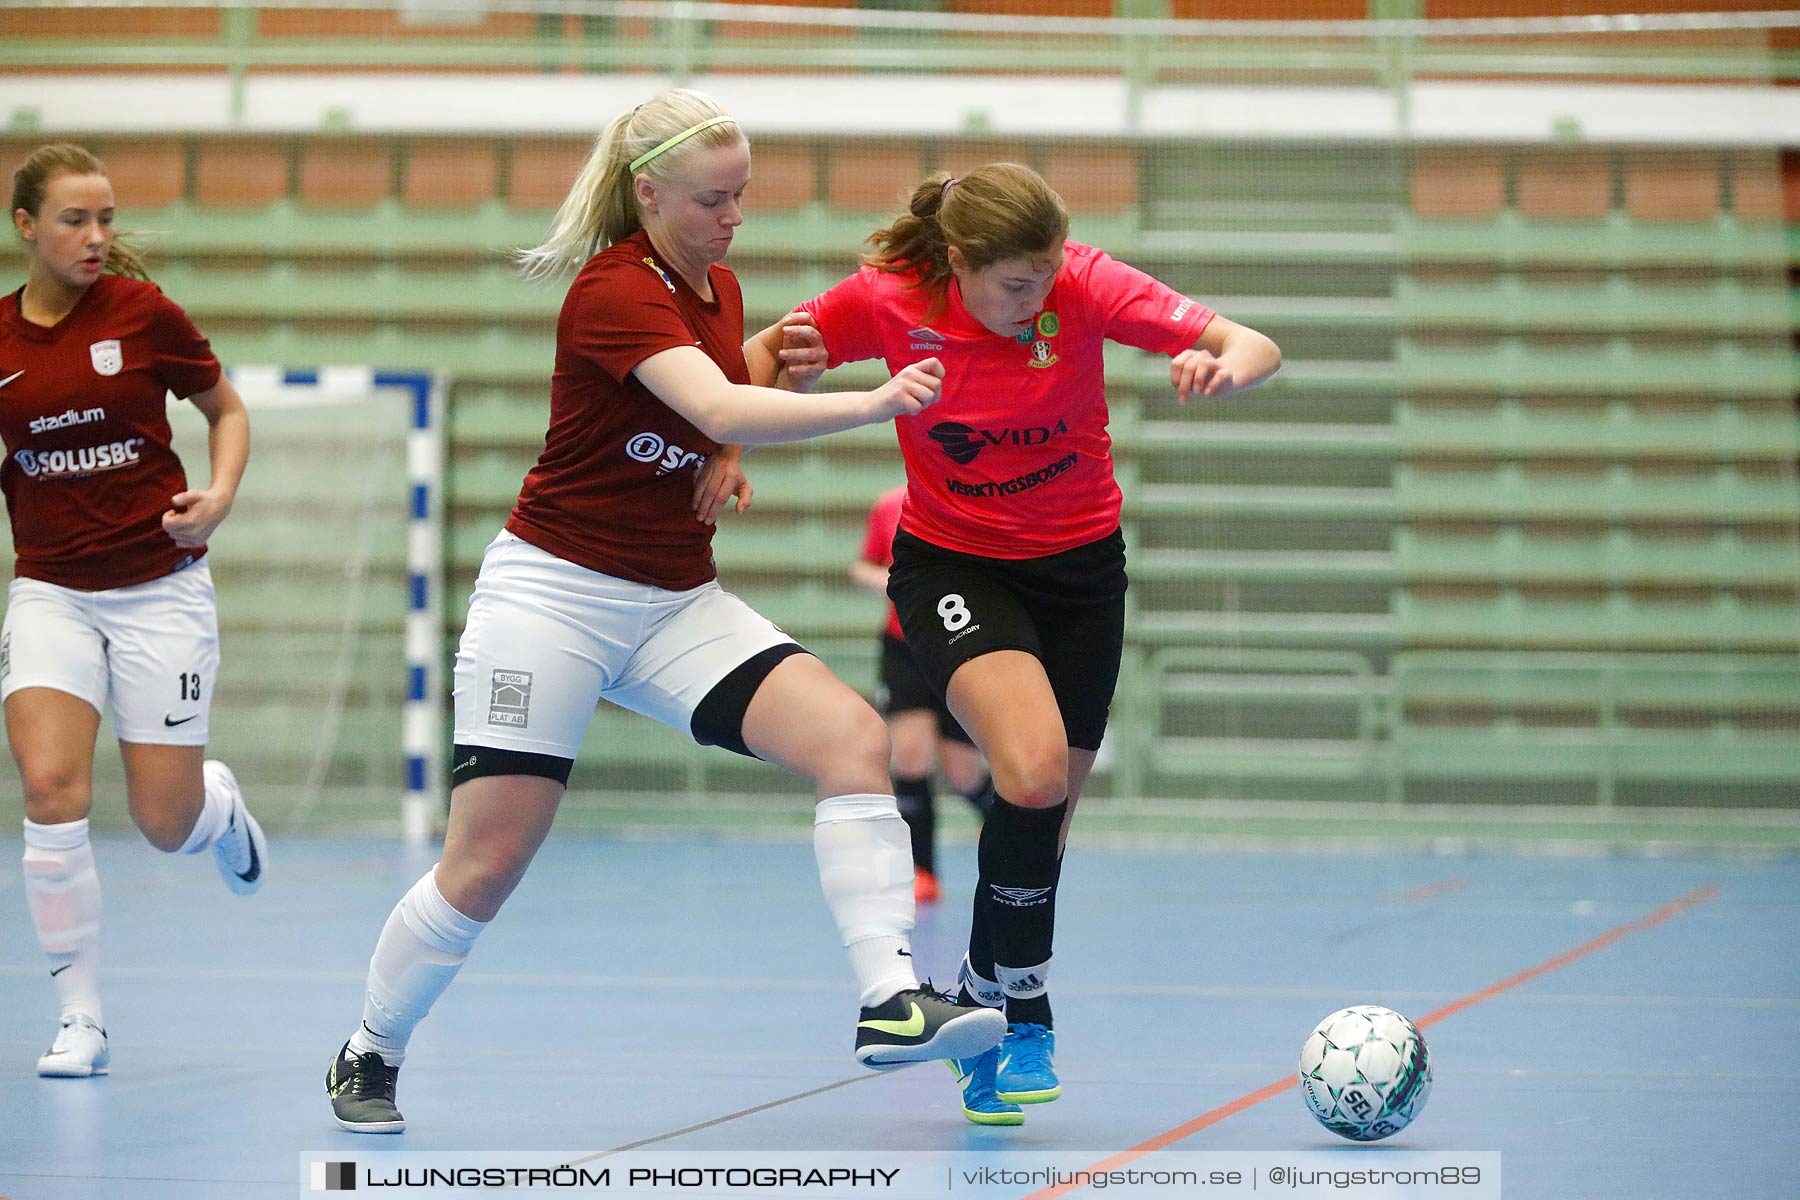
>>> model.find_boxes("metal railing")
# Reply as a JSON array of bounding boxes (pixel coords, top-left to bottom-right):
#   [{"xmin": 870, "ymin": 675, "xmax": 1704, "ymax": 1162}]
[{"xmin": 4, "ymin": 3, "xmax": 1797, "ymax": 126}]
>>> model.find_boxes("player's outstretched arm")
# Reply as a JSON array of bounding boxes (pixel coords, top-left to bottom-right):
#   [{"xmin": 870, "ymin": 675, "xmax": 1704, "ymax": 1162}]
[
  {"xmin": 636, "ymin": 347, "xmax": 942, "ymax": 446},
  {"xmin": 1169, "ymin": 316, "xmax": 1282, "ymax": 403}
]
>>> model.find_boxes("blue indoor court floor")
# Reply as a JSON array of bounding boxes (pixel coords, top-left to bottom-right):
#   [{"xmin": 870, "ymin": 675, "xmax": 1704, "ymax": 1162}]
[{"xmin": 0, "ymin": 831, "xmax": 1794, "ymax": 1199}]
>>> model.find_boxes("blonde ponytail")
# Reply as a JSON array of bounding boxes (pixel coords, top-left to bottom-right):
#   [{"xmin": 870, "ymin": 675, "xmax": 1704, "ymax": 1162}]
[{"xmin": 515, "ymin": 89, "xmax": 742, "ymax": 280}]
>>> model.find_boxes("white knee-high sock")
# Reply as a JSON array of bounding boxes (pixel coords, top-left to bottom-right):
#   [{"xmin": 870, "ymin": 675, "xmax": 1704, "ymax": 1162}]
[
  {"xmin": 22, "ymin": 818, "xmax": 103, "ymax": 1025},
  {"xmin": 813, "ymin": 793, "xmax": 919, "ymax": 1007},
  {"xmin": 174, "ymin": 769, "xmax": 233, "ymax": 854},
  {"xmin": 348, "ymin": 867, "xmax": 486, "ymax": 1067}
]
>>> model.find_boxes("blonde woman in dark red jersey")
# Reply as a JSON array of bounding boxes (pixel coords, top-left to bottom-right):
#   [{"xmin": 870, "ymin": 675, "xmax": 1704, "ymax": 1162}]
[
  {"xmin": 789, "ymin": 163, "xmax": 1282, "ymax": 1124},
  {"xmin": 3, "ymin": 144, "xmax": 266, "ymax": 1078},
  {"xmin": 324, "ymin": 89, "xmax": 1003, "ymax": 1133}
]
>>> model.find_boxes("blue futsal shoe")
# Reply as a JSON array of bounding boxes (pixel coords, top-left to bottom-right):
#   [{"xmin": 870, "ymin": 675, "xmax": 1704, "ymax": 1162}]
[
  {"xmin": 995, "ymin": 1023, "xmax": 1059, "ymax": 1104},
  {"xmin": 949, "ymin": 1045, "xmax": 1023, "ymax": 1126}
]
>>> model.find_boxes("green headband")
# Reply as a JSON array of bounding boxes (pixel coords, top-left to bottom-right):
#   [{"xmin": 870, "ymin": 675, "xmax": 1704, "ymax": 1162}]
[{"xmin": 629, "ymin": 116, "xmax": 738, "ymax": 172}]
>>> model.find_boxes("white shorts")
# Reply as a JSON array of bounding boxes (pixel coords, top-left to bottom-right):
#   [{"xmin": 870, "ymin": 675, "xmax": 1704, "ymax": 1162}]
[
  {"xmin": 452, "ymin": 531, "xmax": 795, "ymax": 760},
  {"xmin": 1, "ymin": 561, "xmax": 220, "ymax": 745}
]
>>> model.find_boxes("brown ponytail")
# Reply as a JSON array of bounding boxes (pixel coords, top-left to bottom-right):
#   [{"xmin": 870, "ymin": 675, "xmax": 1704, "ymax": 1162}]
[{"xmin": 863, "ymin": 162, "xmax": 1068, "ymax": 312}]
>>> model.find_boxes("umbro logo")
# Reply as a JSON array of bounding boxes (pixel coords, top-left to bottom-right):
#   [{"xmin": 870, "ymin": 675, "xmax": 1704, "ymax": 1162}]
[{"xmin": 990, "ymin": 885, "xmax": 1052, "ymax": 907}]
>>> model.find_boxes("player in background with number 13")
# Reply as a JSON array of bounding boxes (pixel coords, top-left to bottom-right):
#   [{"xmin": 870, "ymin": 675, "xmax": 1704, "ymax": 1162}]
[{"xmin": 3, "ymin": 143, "xmax": 264, "ymax": 1080}]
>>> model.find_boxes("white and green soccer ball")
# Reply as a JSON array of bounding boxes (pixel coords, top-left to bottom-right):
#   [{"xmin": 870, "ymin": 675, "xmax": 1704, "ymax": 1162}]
[{"xmin": 1298, "ymin": 1005, "xmax": 1432, "ymax": 1141}]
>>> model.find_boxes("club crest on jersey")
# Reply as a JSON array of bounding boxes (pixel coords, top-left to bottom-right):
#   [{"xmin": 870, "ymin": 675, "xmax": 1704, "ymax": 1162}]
[
  {"xmin": 89, "ymin": 339, "xmax": 122, "ymax": 377},
  {"xmin": 1026, "ymin": 310, "xmax": 1060, "ymax": 367}
]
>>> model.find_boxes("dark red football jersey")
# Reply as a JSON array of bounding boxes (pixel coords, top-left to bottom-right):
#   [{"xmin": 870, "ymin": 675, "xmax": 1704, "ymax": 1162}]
[
  {"xmin": 0, "ymin": 274, "xmax": 221, "ymax": 590},
  {"xmin": 506, "ymin": 228, "xmax": 749, "ymax": 591}
]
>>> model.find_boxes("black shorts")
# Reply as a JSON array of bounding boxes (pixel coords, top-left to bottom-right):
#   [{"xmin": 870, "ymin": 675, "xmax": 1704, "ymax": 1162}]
[
  {"xmin": 886, "ymin": 527, "xmax": 1126, "ymax": 752},
  {"xmin": 877, "ymin": 632, "xmax": 973, "ymax": 745}
]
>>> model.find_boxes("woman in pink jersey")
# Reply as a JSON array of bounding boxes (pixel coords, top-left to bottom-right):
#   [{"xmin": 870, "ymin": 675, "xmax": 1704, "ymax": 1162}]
[
  {"xmin": 851, "ymin": 484, "xmax": 991, "ymax": 904},
  {"xmin": 3, "ymin": 144, "xmax": 266, "ymax": 1078},
  {"xmin": 324, "ymin": 90, "xmax": 1003, "ymax": 1134},
  {"xmin": 793, "ymin": 163, "xmax": 1281, "ymax": 1124}
]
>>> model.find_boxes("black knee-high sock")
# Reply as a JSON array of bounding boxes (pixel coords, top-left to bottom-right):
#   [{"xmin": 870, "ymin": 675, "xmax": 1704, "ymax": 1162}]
[
  {"xmin": 893, "ymin": 775, "xmax": 936, "ymax": 874},
  {"xmin": 969, "ymin": 794, "xmax": 1065, "ymax": 1028}
]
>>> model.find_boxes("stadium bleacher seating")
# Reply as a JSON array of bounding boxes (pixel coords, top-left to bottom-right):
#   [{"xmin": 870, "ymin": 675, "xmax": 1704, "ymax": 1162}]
[{"xmin": 2, "ymin": 81, "xmax": 1792, "ymax": 812}]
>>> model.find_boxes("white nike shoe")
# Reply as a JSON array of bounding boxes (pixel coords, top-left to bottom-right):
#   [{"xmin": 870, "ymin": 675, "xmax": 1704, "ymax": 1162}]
[
  {"xmin": 205, "ymin": 760, "xmax": 267, "ymax": 895},
  {"xmin": 37, "ymin": 1015, "xmax": 109, "ymax": 1077}
]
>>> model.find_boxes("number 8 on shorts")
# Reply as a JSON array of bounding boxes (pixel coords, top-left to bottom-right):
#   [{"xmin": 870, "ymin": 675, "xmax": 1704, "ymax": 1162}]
[{"xmin": 937, "ymin": 593, "xmax": 972, "ymax": 632}]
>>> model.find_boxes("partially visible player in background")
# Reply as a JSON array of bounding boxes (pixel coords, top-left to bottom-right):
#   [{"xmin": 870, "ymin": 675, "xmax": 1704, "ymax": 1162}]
[
  {"xmin": 324, "ymin": 89, "xmax": 1003, "ymax": 1134},
  {"xmin": 851, "ymin": 484, "xmax": 991, "ymax": 904},
  {"xmin": 3, "ymin": 143, "xmax": 265, "ymax": 1078},
  {"xmin": 787, "ymin": 163, "xmax": 1281, "ymax": 1124}
]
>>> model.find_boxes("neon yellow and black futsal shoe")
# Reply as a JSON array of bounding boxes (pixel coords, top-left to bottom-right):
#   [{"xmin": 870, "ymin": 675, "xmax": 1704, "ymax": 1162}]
[{"xmin": 854, "ymin": 985, "xmax": 1005, "ymax": 1070}]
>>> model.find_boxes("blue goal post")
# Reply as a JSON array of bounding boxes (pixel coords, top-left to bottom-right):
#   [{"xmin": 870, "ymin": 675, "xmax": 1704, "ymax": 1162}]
[{"xmin": 223, "ymin": 366, "xmax": 446, "ymax": 846}]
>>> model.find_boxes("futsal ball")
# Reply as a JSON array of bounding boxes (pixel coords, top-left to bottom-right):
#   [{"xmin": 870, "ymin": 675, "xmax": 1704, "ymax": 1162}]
[{"xmin": 1298, "ymin": 1005, "xmax": 1431, "ymax": 1142}]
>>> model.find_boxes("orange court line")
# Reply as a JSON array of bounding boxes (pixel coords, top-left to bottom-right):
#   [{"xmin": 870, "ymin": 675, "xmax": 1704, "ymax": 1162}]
[
  {"xmin": 1017, "ymin": 882, "xmax": 1720, "ymax": 1200},
  {"xmin": 1394, "ymin": 874, "xmax": 1470, "ymax": 903}
]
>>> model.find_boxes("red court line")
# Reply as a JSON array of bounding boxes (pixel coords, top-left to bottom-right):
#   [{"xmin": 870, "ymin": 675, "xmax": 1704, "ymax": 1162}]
[
  {"xmin": 1393, "ymin": 874, "xmax": 1469, "ymax": 903},
  {"xmin": 1412, "ymin": 882, "xmax": 1718, "ymax": 1031},
  {"xmin": 1018, "ymin": 882, "xmax": 1720, "ymax": 1200}
]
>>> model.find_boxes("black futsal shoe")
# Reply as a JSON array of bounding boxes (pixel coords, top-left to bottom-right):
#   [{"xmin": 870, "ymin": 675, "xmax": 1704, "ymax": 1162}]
[
  {"xmin": 326, "ymin": 1040, "xmax": 406, "ymax": 1133},
  {"xmin": 854, "ymin": 984, "xmax": 1006, "ymax": 1070}
]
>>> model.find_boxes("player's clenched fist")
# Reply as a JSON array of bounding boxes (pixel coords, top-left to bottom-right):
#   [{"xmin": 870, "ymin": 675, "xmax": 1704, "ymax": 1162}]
[
  {"xmin": 870, "ymin": 356, "xmax": 944, "ymax": 420},
  {"xmin": 776, "ymin": 311, "xmax": 828, "ymax": 393}
]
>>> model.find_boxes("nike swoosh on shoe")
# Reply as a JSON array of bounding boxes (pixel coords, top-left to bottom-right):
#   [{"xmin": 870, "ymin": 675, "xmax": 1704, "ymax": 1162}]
[
  {"xmin": 236, "ymin": 829, "xmax": 261, "ymax": 884},
  {"xmin": 856, "ymin": 1003, "xmax": 924, "ymax": 1037}
]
